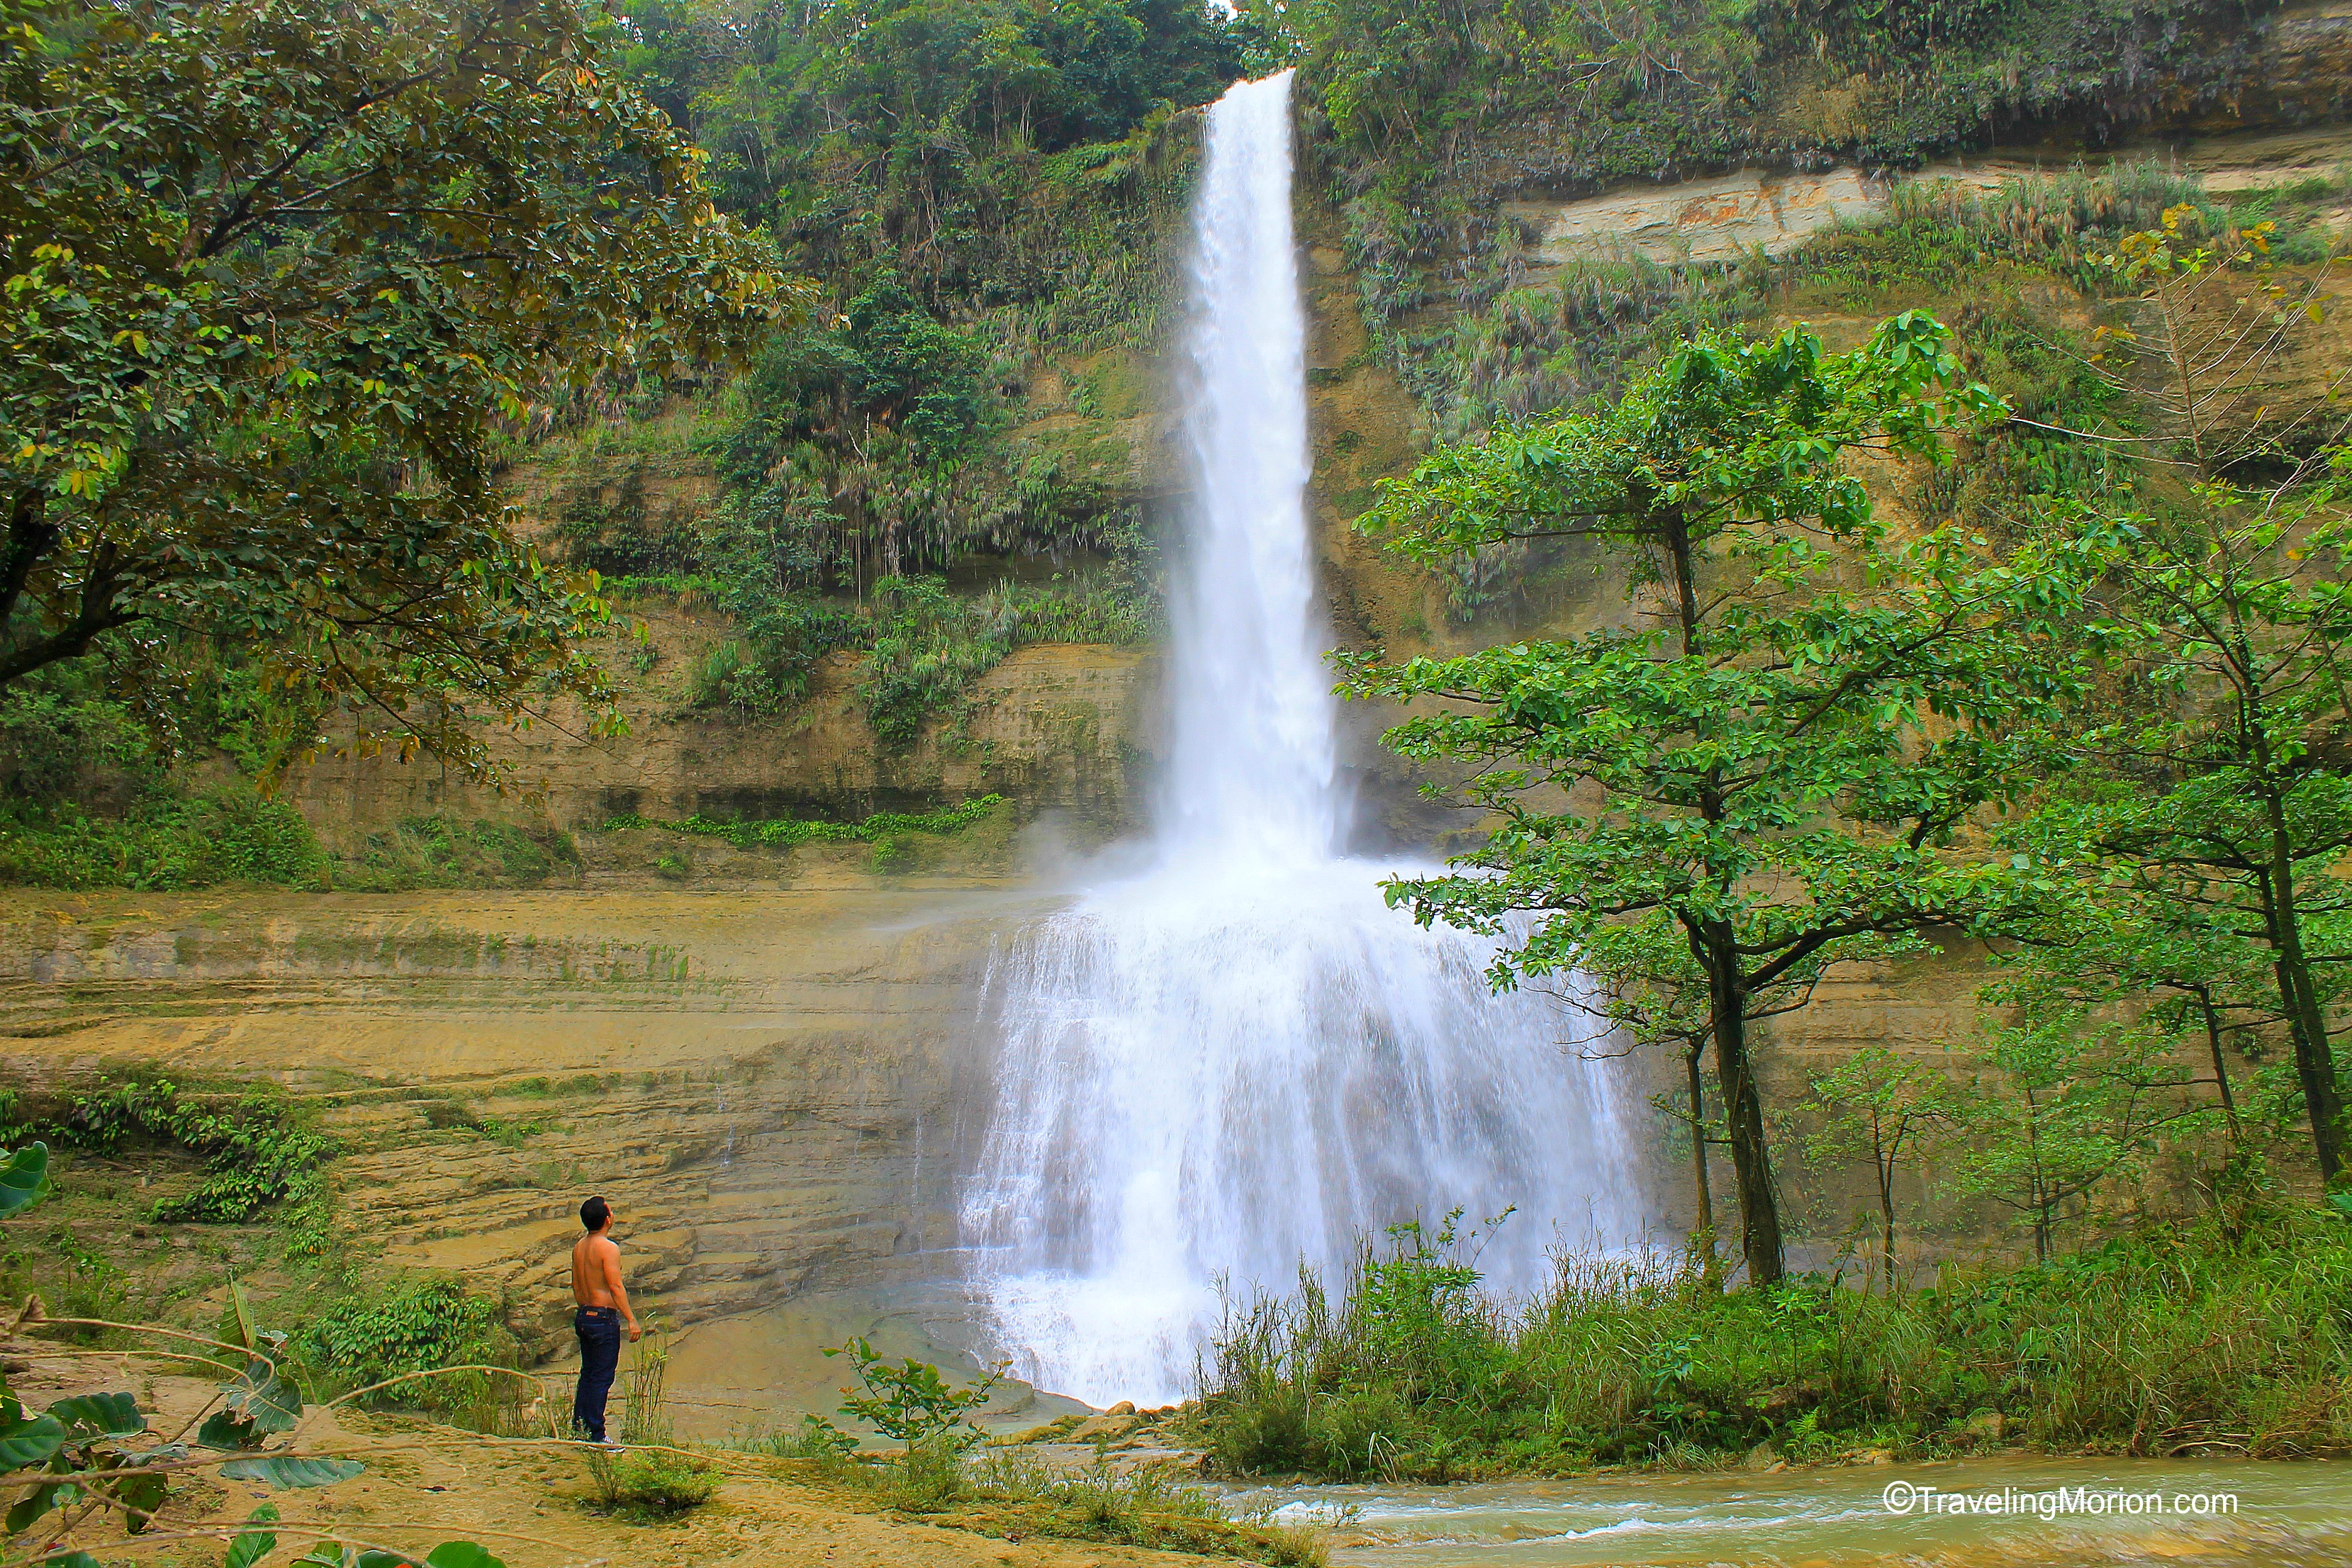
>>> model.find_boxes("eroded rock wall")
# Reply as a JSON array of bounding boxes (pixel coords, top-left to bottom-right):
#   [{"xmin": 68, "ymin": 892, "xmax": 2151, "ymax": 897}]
[{"xmin": 0, "ymin": 884, "xmax": 1023, "ymax": 1357}]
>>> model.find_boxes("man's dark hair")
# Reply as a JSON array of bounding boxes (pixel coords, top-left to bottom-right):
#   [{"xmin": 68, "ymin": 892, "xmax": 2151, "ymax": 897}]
[{"xmin": 581, "ymin": 1194, "xmax": 610, "ymax": 1233}]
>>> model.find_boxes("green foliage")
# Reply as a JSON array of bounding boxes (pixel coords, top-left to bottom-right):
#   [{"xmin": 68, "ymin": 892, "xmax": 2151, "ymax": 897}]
[
  {"xmin": 1197, "ymin": 1204, "xmax": 2352, "ymax": 1479},
  {"xmin": 1, "ymin": 0, "xmax": 794, "ymax": 785},
  {"xmin": 589, "ymin": 0, "xmax": 1199, "ymax": 686},
  {"xmin": 1952, "ymin": 1009, "xmax": 2211, "ymax": 1260},
  {"xmin": 1292, "ymin": 0, "xmax": 2264, "ymax": 371},
  {"xmin": 549, "ymin": 466, "xmax": 705, "ymax": 581},
  {"xmin": 2001, "ymin": 214, "xmax": 2352, "ymax": 1180},
  {"xmin": 0, "ymin": 787, "xmax": 324, "ymax": 891},
  {"xmin": 1798, "ymin": 1048, "xmax": 1953, "ymax": 1286},
  {"xmin": 584, "ymin": 1446, "xmax": 717, "ymax": 1518},
  {"xmin": 296, "ymin": 1276, "xmax": 517, "ymax": 1415},
  {"xmin": 610, "ymin": 794, "xmax": 1004, "ymax": 852},
  {"xmin": 0, "ymin": 1222, "xmax": 505, "ymax": 1566},
  {"xmin": 0, "ymin": 1142, "xmax": 48, "ymax": 1216},
  {"xmin": 0, "ymin": 631, "xmax": 342, "ymax": 892},
  {"xmin": 332, "ymin": 816, "xmax": 581, "ymax": 892},
  {"xmin": 1344, "ymin": 312, "xmax": 2101, "ymax": 1284},
  {"xmin": 785, "ymin": 1430, "xmax": 1328, "ymax": 1564},
  {"xmin": 824, "ymin": 1337, "xmax": 998, "ymax": 1447},
  {"xmin": 30, "ymin": 1076, "xmax": 331, "ymax": 1226}
]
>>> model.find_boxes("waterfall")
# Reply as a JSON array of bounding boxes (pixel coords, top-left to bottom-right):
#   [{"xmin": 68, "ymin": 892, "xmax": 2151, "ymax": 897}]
[{"xmin": 959, "ymin": 70, "xmax": 1642, "ymax": 1409}]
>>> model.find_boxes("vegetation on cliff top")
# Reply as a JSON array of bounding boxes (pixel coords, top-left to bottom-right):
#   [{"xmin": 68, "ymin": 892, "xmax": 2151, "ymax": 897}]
[
  {"xmin": 1279, "ymin": 0, "xmax": 2282, "ymax": 347},
  {"xmin": 538, "ymin": 0, "xmax": 1236, "ymax": 741}
]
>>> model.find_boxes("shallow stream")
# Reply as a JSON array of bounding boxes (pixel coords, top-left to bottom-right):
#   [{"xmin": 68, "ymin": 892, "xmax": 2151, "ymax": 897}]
[{"xmin": 1234, "ymin": 1457, "xmax": 2352, "ymax": 1566}]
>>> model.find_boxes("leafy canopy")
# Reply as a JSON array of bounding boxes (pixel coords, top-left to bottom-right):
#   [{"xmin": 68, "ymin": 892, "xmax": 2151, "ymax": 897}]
[
  {"xmin": 1, "ymin": 0, "xmax": 799, "ymax": 782},
  {"xmin": 1345, "ymin": 315, "xmax": 2089, "ymax": 998}
]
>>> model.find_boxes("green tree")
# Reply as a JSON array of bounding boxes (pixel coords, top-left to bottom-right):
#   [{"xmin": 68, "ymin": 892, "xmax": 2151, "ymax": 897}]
[
  {"xmin": 1568, "ymin": 912, "xmax": 1847, "ymax": 1287},
  {"xmin": 2028, "ymin": 210, "xmax": 2352, "ymax": 1180},
  {"xmin": 1, "ymin": 0, "xmax": 795, "ymax": 783},
  {"xmin": 1340, "ymin": 314, "xmax": 2103, "ymax": 1285},
  {"xmin": 1954, "ymin": 1007, "xmax": 2209, "ymax": 1261},
  {"xmin": 1799, "ymin": 1045, "xmax": 1951, "ymax": 1291},
  {"xmin": 1986, "ymin": 849, "xmax": 2275, "ymax": 1150}
]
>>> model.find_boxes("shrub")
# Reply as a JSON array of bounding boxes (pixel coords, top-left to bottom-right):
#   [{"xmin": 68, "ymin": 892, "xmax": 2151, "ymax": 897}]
[
  {"xmin": 0, "ymin": 787, "xmax": 325, "ymax": 890},
  {"xmin": 586, "ymin": 1447, "xmax": 718, "ymax": 1517},
  {"xmin": 334, "ymin": 816, "xmax": 579, "ymax": 890},
  {"xmin": 297, "ymin": 1276, "xmax": 517, "ymax": 1414},
  {"xmin": 34, "ymin": 1076, "xmax": 332, "ymax": 1226},
  {"xmin": 1195, "ymin": 1203, "xmax": 2352, "ymax": 1479}
]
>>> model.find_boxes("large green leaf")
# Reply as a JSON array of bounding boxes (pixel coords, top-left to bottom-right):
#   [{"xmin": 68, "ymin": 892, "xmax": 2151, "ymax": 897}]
[
  {"xmin": 223, "ymin": 1357, "xmax": 303, "ymax": 1434},
  {"xmin": 219, "ymin": 1454, "xmax": 366, "ymax": 1489},
  {"xmin": 225, "ymin": 1501, "xmax": 280, "ymax": 1568},
  {"xmin": 424, "ymin": 1546, "xmax": 507, "ymax": 1568},
  {"xmin": 197, "ymin": 1409, "xmax": 262, "ymax": 1452},
  {"xmin": 36, "ymin": 1554, "xmax": 97, "ymax": 1568},
  {"xmin": 4, "ymin": 1478, "xmax": 74, "ymax": 1533},
  {"xmin": 109, "ymin": 1466, "xmax": 167, "ymax": 1533},
  {"xmin": 228, "ymin": 1277, "xmax": 259, "ymax": 1354},
  {"xmin": 0, "ymin": 1145, "xmax": 48, "ymax": 1217},
  {"xmin": 47, "ymin": 1391, "xmax": 145, "ymax": 1440},
  {"xmin": 354, "ymin": 1547, "xmax": 506, "ymax": 1568},
  {"xmin": 0, "ymin": 1400, "xmax": 67, "ymax": 1471}
]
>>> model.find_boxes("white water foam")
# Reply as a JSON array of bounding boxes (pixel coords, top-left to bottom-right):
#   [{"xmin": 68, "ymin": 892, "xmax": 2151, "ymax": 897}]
[{"xmin": 959, "ymin": 70, "xmax": 1643, "ymax": 1408}]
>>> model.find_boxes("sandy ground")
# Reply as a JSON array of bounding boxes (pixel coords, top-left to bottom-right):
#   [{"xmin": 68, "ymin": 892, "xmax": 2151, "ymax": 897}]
[{"xmin": 7, "ymin": 1336, "xmax": 1214, "ymax": 1568}]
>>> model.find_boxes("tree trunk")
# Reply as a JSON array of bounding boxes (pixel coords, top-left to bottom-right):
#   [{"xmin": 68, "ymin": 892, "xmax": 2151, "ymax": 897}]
[
  {"xmin": 1706, "ymin": 929, "xmax": 1784, "ymax": 1286},
  {"xmin": 2259, "ymin": 789, "xmax": 2345, "ymax": 1181},
  {"xmin": 2194, "ymin": 990, "xmax": 2241, "ymax": 1146},
  {"xmin": 1876, "ymin": 1148, "xmax": 1896, "ymax": 1294},
  {"xmin": 1684, "ymin": 1036, "xmax": 1719, "ymax": 1288}
]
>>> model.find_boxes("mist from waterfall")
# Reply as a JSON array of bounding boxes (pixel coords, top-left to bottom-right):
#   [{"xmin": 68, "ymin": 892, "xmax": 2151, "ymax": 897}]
[{"xmin": 960, "ymin": 70, "xmax": 1643, "ymax": 1409}]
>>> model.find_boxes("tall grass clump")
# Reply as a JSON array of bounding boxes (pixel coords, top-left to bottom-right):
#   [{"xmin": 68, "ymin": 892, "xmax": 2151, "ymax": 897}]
[
  {"xmin": 584, "ymin": 1338, "xmax": 721, "ymax": 1518},
  {"xmin": 1195, "ymin": 1201, "xmax": 2352, "ymax": 1480}
]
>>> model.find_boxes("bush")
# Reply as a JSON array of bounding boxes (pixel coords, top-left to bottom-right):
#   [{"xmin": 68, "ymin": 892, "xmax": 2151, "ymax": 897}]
[
  {"xmin": 0, "ymin": 786, "xmax": 325, "ymax": 890},
  {"xmin": 1194, "ymin": 1203, "xmax": 2352, "ymax": 1480},
  {"xmin": 604, "ymin": 794, "xmax": 1004, "ymax": 851},
  {"xmin": 31, "ymin": 1076, "xmax": 332, "ymax": 1226},
  {"xmin": 333, "ymin": 815, "xmax": 580, "ymax": 890},
  {"xmin": 296, "ymin": 1276, "xmax": 517, "ymax": 1414},
  {"xmin": 586, "ymin": 1447, "xmax": 718, "ymax": 1517}
]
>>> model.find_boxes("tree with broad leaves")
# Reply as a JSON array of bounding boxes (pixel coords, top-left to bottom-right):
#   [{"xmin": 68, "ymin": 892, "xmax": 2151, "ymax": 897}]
[
  {"xmin": 1, "ymin": 0, "xmax": 802, "ymax": 785},
  {"xmin": 1339, "ymin": 313, "xmax": 2111, "ymax": 1287},
  {"xmin": 2024, "ymin": 210, "xmax": 2352, "ymax": 1182},
  {"xmin": 1982, "ymin": 836, "xmax": 2280, "ymax": 1153},
  {"xmin": 1953, "ymin": 1007, "xmax": 2213, "ymax": 1262},
  {"xmin": 1559, "ymin": 912, "xmax": 1849, "ymax": 1290}
]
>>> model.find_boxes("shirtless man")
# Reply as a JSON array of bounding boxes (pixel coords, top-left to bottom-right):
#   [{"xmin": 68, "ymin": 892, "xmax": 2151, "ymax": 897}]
[{"xmin": 569, "ymin": 1194, "xmax": 641, "ymax": 1444}]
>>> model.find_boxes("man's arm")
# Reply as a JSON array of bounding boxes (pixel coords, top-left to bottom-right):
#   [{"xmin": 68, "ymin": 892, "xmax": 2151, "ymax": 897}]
[{"xmin": 601, "ymin": 1238, "xmax": 640, "ymax": 1341}]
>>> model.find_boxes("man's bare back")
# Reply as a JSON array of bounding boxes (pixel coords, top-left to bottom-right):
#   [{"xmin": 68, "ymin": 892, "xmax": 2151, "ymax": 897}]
[
  {"xmin": 571, "ymin": 1215, "xmax": 640, "ymax": 1337},
  {"xmin": 567, "ymin": 1194, "xmax": 637, "ymax": 1444}
]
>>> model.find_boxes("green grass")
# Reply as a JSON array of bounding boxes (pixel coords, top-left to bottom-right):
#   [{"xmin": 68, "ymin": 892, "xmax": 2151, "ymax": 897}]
[
  {"xmin": 0, "ymin": 786, "xmax": 325, "ymax": 891},
  {"xmin": 775, "ymin": 1438, "xmax": 1326, "ymax": 1565},
  {"xmin": 330, "ymin": 815, "xmax": 581, "ymax": 891},
  {"xmin": 604, "ymin": 793, "xmax": 1004, "ymax": 850},
  {"xmin": 1192, "ymin": 1200, "xmax": 2352, "ymax": 1482}
]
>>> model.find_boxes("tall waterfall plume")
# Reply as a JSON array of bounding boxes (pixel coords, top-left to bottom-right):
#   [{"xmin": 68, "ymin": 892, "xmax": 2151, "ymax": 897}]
[{"xmin": 960, "ymin": 70, "xmax": 1641, "ymax": 1408}]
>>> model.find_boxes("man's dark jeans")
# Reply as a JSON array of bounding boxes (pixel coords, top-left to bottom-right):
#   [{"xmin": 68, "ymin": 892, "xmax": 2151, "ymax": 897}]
[{"xmin": 572, "ymin": 1306, "xmax": 622, "ymax": 1443}]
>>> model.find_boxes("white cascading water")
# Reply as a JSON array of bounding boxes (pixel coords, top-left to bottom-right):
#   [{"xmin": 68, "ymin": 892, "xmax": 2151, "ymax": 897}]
[{"xmin": 960, "ymin": 71, "xmax": 1642, "ymax": 1407}]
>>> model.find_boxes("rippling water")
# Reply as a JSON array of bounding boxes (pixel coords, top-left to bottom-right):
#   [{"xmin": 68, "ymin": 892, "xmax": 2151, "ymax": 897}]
[{"xmin": 1231, "ymin": 1457, "xmax": 2352, "ymax": 1567}]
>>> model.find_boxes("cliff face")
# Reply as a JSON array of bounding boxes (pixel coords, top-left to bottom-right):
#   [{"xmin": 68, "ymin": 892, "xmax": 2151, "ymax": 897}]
[{"xmin": 1, "ymin": 882, "xmax": 1012, "ymax": 1362}]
